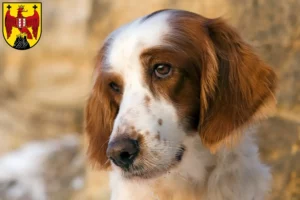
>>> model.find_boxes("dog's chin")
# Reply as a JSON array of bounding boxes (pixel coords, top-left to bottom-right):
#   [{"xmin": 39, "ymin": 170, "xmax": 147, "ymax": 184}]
[
  {"xmin": 121, "ymin": 164, "xmax": 169, "ymax": 180},
  {"xmin": 121, "ymin": 147, "xmax": 185, "ymax": 180}
]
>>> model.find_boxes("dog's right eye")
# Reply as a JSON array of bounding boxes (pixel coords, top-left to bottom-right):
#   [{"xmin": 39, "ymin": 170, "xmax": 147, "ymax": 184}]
[
  {"xmin": 153, "ymin": 64, "xmax": 172, "ymax": 79},
  {"xmin": 109, "ymin": 82, "xmax": 121, "ymax": 93}
]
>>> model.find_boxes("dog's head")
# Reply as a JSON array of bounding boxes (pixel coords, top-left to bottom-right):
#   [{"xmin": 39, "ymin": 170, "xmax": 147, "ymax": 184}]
[{"xmin": 85, "ymin": 10, "xmax": 277, "ymax": 179}]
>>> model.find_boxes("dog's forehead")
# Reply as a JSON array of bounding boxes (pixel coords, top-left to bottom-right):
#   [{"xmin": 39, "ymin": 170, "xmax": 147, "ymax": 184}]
[{"xmin": 105, "ymin": 11, "xmax": 172, "ymax": 75}]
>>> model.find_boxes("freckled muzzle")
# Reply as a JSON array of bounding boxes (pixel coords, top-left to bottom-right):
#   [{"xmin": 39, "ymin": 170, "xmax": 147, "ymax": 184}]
[{"xmin": 107, "ymin": 108, "xmax": 186, "ymax": 178}]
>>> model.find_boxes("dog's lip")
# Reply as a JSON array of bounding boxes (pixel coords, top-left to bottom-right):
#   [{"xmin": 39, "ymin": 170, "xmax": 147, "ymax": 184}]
[
  {"xmin": 175, "ymin": 146, "xmax": 185, "ymax": 161},
  {"xmin": 120, "ymin": 145, "xmax": 186, "ymax": 179}
]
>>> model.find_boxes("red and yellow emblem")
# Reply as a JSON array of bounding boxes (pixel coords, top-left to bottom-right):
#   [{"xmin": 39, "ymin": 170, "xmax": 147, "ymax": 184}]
[{"xmin": 2, "ymin": 2, "xmax": 41, "ymax": 50}]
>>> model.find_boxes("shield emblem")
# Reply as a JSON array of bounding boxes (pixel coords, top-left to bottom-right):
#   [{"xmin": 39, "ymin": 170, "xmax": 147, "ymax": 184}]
[{"xmin": 2, "ymin": 2, "xmax": 42, "ymax": 50}]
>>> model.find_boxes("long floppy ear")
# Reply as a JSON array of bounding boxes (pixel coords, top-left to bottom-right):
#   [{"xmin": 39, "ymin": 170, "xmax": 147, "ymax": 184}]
[
  {"xmin": 84, "ymin": 51, "xmax": 117, "ymax": 169},
  {"xmin": 200, "ymin": 18, "xmax": 277, "ymax": 150}
]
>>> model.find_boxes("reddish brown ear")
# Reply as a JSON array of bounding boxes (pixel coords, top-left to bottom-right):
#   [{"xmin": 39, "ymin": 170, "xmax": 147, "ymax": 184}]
[
  {"xmin": 84, "ymin": 46, "xmax": 118, "ymax": 168},
  {"xmin": 200, "ymin": 18, "xmax": 277, "ymax": 150},
  {"xmin": 85, "ymin": 75, "xmax": 117, "ymax": 168}
]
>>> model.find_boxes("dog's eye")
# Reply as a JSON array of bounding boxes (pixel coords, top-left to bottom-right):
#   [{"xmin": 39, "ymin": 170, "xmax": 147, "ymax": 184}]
[
  {"xmin": 154, "ymin": 64, "xmax": 172, "ymax": 79},
  {"xmin": 109, "ymin": 82, "xmax": 121, "ymax": 93}
]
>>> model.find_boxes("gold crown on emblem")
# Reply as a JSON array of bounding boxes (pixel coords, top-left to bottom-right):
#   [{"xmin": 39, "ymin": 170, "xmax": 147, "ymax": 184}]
[{"xmin": 18, "ymin": 5, "xmax": 24, "ymax": 9}]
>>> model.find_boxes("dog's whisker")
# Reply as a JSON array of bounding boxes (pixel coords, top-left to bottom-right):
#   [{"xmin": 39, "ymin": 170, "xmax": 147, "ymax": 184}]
[{"xmin": 100, "ymin": 139, "xmax": 110, "ymax": 149}]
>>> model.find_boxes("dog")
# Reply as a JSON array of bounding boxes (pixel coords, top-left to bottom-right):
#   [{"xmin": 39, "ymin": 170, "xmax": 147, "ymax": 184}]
[{"xmin": 85, "ymin": 9, "xmax": 277, "ymax": 200}]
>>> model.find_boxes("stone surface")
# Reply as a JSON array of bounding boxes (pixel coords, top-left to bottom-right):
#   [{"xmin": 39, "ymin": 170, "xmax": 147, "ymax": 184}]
[
  {"xmin": 230, "ymin": 0, "xmax": 300, "ymax": 116},
  {"xmin": 257, "ymin": 117, "xmax": 300, "ymax": 200},
  {"xmin": 0, "ymin": 135, "xmax": 85, "ymax": 200},
  {"xmin": 1, "ymin": 0, "xmax": 299, "ymax": 199}
]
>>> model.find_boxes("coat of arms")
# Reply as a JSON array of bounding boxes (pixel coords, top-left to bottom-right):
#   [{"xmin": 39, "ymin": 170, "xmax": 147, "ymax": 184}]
[{"xmin": 2, "ymin": 2, "xmax": 42, "ymax": 50}]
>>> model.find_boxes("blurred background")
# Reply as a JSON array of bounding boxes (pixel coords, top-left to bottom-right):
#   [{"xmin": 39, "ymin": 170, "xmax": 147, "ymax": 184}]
[{"xmin": 0, "ymin": 0, "xmax": 299, "ymax": 200}]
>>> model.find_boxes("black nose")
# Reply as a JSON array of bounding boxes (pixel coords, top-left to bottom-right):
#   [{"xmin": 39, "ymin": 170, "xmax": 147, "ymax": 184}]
[{"xmin": 106, "ymin": 138, "xmax": 139, "ymax": 169}]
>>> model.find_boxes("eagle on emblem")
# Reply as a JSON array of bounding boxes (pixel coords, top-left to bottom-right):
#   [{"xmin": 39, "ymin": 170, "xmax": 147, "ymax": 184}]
[{"xmin": 4, "ymin": 4, "xmax": 40, "ymax": 40}]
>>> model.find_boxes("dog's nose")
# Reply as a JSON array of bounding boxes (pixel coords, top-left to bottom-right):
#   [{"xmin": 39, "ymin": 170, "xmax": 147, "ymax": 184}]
[{"xmin": 106, "ymin": 138, "xmax": 139, "ymax": 169}]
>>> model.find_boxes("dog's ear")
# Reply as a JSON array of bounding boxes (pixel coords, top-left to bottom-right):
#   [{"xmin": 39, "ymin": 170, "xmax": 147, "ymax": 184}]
[
  {"xmin": 199, "ymin": 18, "xmax": 277, "ymax": 150},
  {"xmin": 85, "ymin": 50, "xmax": 117, "ymax": 169}
]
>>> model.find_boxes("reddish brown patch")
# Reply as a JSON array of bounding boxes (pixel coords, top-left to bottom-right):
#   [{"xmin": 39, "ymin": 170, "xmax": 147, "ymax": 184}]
[
  {"xmin": 158, "ymin": 118, "xmax": 163, "ymax": 126},
  {"xmin": 140, "ymin": 10, "xmax": 277, "ymax": 150},
  {"xmin": 128, "ymin": 126, "xmax": 139, "ymax": 138},
  {"xmin": 85, "ymin": 44, "xmax": 124, "ymax": 169},
  {"xmin": 168, "ymin": 10, "xmax": 277, "ymax": 148},
  {"xmin": 137, "ymin": 134, "xmax": 145, "ymax": 145},
  {"xmin": 137, "ymin": 134, "xmax": 145, "ymax": 156},
  {"xmin": 130, "ymin": 129, "xmax": 138, "ymax": 139},
  {"xmin": 144, "ymin": 95, "xmax": 151, "ymax": 111}
]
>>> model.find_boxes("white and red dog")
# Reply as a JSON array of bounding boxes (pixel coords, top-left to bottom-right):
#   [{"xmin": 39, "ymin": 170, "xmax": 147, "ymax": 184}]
[{"xmin": 85, "ymin": 9, "xmax": 277, "ymax": 200}]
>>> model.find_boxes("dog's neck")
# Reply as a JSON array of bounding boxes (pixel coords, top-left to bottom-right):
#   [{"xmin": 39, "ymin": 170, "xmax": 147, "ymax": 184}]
[{"xmin": 108, "ymin": 133, "xmax": 271, "ymax": 200}]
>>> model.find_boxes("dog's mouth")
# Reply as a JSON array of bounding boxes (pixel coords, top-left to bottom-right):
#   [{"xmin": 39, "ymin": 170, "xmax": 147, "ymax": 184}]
[{"xmin": 120, "ymin": 146, "xmax": 185, "ymax": 179}]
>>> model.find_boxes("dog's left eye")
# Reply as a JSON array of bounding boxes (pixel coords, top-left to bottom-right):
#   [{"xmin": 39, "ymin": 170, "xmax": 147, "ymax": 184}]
[
  {"xmin": 109, "ymin": 82, "xmax": 121, "ymax": 93},
  {"xmin": 154, "ymin": 64, "xmax": 172, "ymax": 79}
]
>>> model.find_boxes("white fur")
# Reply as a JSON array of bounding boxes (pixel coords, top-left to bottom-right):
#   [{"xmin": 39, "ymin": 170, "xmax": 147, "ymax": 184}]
[
  {"xmin": 109, "ymin": 134, "xmax": 271, "ymax": 200},
  {"xmin": 99, "ymin": 10, "xmax": 271, "ymax": 200}
]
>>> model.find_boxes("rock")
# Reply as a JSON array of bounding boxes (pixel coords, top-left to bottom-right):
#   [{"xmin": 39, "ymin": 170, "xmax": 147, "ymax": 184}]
[
  {"xmin": 13, "ymin": 35, "xmax": 30, "ymax": 50},
  {"xmin": 228, "ymin": 0, "xmax": 300, "ymax": 117},
  {"xmin": 257, "ymin": 117, "xmax": 300, "ymax": 200},
  {"xmin": 0, "ymin": 135, "xmax": 85, "ymax": 200}
]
